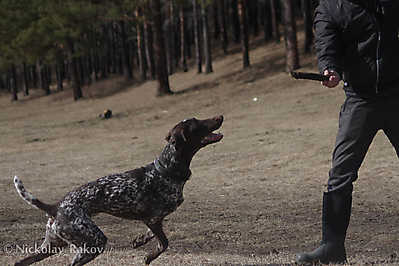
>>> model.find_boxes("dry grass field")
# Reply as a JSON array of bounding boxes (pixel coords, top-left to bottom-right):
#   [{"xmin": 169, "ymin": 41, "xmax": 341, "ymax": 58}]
[{"xmin": 1, "ymin": 38, "xmax": 399, "ymax": 265}]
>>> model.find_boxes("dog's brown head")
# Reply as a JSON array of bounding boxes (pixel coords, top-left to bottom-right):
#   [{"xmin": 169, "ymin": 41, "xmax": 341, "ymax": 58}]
[{"xmin": 165, "ymin": 115, "xmax": 223, "ymax": 157}]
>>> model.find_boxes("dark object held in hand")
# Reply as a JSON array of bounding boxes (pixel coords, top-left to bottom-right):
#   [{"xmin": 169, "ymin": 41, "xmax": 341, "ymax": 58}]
[{"xmin": 290, "ymin": 71, "xmax": 330, "ymax": 82}]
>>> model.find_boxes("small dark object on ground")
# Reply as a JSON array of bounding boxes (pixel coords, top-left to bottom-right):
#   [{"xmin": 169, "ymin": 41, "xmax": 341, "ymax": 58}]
[{"xmin": 99, "ymin": 109, "xmax": 112, "ymax": 119}]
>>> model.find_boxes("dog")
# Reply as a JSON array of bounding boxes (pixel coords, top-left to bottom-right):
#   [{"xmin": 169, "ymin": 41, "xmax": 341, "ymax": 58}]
[{"xmin": 14, "ymin": 115, "xmax": 223, "ymax": 265}]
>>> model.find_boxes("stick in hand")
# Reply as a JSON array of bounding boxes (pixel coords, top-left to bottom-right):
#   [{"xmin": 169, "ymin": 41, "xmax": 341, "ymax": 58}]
[{"xmin": 290, "ymin": 71, "xmax": 330, "ymax": 82}]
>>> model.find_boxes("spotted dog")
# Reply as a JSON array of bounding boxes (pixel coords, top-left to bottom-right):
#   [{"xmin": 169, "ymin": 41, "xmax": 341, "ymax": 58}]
[{"xmin": 14, "ymin": 115, "xmax": 224, "ymax": 266}]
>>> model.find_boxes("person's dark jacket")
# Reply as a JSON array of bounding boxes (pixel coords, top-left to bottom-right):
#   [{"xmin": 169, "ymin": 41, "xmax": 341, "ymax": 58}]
[{"xmin": 314, "ymin": 0, "xmax": 399, "ymax": 97}]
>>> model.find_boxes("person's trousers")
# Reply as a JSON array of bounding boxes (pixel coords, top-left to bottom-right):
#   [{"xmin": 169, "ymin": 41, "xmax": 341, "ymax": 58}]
[{"xmin": 328, "ymin": 94, "xmax": 399, "ymax": 192}]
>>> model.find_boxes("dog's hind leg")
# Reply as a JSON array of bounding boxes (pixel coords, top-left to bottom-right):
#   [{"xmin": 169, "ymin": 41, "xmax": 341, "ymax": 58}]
[
  {"xmin": 15, "ymin": 218, "xmax": 67, "ymax": 266},
  {"xmin": 144, "ymin": 221, "xmax": 168, "ymax": 265},
  {"xmin": 132, "ymin": 229, "xmax": 155, "ymax": 248},
  {"xmin": 54, "ymin": 211, "xmax": 107, "ymax": 266}
]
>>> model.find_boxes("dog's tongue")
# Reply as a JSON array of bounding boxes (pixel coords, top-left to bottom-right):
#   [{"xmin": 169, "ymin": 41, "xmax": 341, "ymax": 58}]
[{"xmin": 203, "ymin": 132, "xmax": 223, "ymax": 144}]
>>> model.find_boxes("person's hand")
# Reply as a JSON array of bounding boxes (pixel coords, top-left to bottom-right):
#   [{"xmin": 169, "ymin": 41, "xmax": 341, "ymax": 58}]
[{"xmin": 322, "ymin": 69, "xmax": 341, "ymax": 88}]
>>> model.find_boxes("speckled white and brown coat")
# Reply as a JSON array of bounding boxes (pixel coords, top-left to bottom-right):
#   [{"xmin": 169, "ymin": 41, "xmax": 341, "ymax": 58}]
[{"xmin": 14, "ymin": 116, "xmax": 223, "ymax": 266}]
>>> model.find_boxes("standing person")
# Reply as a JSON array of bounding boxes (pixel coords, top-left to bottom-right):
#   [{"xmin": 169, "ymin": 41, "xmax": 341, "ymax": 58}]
[{"xmin": 296, "ymin": 0, "xmax": 399, "ymax": 264}]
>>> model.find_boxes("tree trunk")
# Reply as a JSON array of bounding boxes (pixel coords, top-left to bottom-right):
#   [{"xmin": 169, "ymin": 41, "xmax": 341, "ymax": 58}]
[
  {"xmin": 212, "ymin": 1, "xmax": 220, "ymax": 40},
  {"xmin": 55, "ymin": 63, "xmax": 64, "ymax": 91},
  {"xmin": 117, "ymin": 28, "xmax": 124, "ymax": 76},
  {"xmin": 281, "ymin": 0, "xmax": 300, "ymax": 72},
  {"xmin": 44, "ymin": 65, "xmax": 49, "ymax": 90},
  {"xmin": 218, "ymin": 0, "xmax": 228, "ymax": 54},
  {"xmin": 201, "ymin": 0, "xmax": 213, "ymax": 73},
  {"xmin": 120, "ymin": 20, "xmax": 133, "ymax": 80},
  {"xmin": 10, "ymin": 65, "xmax": 18, "ymax": 101},
  {"xmin": 102, "ymin": 25, "xmax": 110, "ymax": 79},
  {"xmin": 301, "ymin": 0, "xmax": 314, "ymax": 53},
  {"xmin": 101, "ymin": 52, "xmax": 108, "ymax": 79},
  {"xmin": 144, "ymin": 18, "xmax": 156, "ymax": 80},
  {"xmin": 186, "ymin": 20, "xmax": 192, "ymax": 59},
  {"xmin": 136, "ymin": 9, "xmax": 147, "ymax": 81},
  {"xmin": 36, "ymin": 61, "xmax": 42, "ymax": 91},
  {"xmin": 6, "ymin": 73, "xmax": 11, "ymax": 92},
  {"xmin": 110, "ymin": 23, "xmax": 117, "ymax": 74},
  {"xmin": 166, "ymin": 0, "xmax": 175, "ymax": 75},
  {"xmin": 0, "ymin": 74, "xmax": 5, "ymax": 90},
  {"xmin": 87, "ymin": 53, "xmax": 93, "ymax": 86},
  {"xmin": 46, "ymin": 65, "xmax": 52, "ymax": 85},
  {"xmin": 42, "ymin": 65, "xmax": 47, "ymax": 93},
  {"xmin": 37, "ymin": 61, "xmax": 50, "ymax": 95},
  {"xmin": 263, "ymin": 0, "xmax": 273, "ymax": 41},
  {"xmin": 248, "ymin": 0, "xmax": 259, "ymax": 36},
  {"xmin": 238, "ymin": 0, "xmax": 250, "ymax": 68},
  {"xmin": 231, "ymin": 0, "xmax": 241, "ymax": 43},
  {"xmin": 64, "ymin": 60, "xmax": 71, "ymax": 82},
  {"xmin": 31, "ymin": 65, "xmax": 38, "ymax": 88},
  {"xmin": 68, "ymin": 40, "xmax": 83, "ymax": 100},
  {"xmin": 78, "ymin": 57, "xmax": 86, "ymax": 86},
  {"xmin": 192, "ymin": 0, "xmax": 202, "ymax": 73},
  {"xmin": 22, "ymin": 62, "xmax": 29, "ymax": 96},
  {"xmin": 179, "ymin": 6, "xmax": 188, "ymax": 72},
  {"xmin": 270, "ymin": 0, "xmax": 280, "ymax": 42},
  {"xmin": 152, "ymin": 0, "xmax": 173, "ymax": 96},
  {"xmin": 93, "ymin": 50, "xmax": 100, "ymax": 81}
]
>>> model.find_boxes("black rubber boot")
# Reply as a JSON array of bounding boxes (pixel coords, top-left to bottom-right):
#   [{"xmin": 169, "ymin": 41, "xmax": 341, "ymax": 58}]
[{"xmin": 296, "ymin": 188, "xmax": 352, "ymax": 265}]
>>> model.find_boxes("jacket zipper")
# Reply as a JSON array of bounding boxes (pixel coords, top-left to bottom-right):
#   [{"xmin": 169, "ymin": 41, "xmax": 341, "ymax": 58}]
[
  {"xmin": 374, "ymin": 3, "xmax": 383, "ymax": 94},
  {"xmin": 376, "ymin": 29, "xmax": 381, "ymax": 94}
]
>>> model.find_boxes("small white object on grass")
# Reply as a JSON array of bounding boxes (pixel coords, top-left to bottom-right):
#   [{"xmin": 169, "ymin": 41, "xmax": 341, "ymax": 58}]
[{"xmin": 253, "ymin": 97, "xmax": 258, "ymax": 102}]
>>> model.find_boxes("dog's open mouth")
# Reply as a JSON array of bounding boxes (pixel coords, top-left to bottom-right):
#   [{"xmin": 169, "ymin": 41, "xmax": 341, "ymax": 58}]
[
  {"xmin": 201, "ymin": 132, "xmax": 223, "ymax": 145},
  {"xmin": 198, "ymin": 115, "xmax": 224, "ymax": 146}
]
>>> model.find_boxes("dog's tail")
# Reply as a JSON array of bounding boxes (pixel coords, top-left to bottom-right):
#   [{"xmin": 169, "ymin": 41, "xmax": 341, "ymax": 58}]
[{"xmin": 14, "ymin": 176, "xmax": 57, "ymax": 217}]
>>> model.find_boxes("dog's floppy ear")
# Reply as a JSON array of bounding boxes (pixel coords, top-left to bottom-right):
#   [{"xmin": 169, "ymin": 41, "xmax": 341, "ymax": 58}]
[
  {"xmin": 165, "ymin": 126, "xmax": 187, "ymax": 144},
  {"xmin": 179, "ymin": 128, "xmax": 188, "ymax": 142},
  {"xmin": 165, "ymin": 131, "xmax": 172, "ymax": 142}
]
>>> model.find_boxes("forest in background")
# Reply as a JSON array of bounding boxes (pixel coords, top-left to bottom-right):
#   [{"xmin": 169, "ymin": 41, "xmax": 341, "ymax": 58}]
[{"xmin": 0, "ymin": 0, "xmax": 316, "ymax": 102}]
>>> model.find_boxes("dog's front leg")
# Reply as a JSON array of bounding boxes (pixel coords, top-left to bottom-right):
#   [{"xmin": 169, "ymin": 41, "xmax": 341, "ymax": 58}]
[
  {"xmin": 144, "ymin": 221, "xmax": 168, "ymax": 265},
  {"xmin": 132, "ymin": 229, "xmax": 155, "ymax": 248}
]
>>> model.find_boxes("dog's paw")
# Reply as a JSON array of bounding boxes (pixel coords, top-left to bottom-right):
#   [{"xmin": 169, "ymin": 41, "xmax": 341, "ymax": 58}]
[{"xmin": 144, "ymin": 256, "xmax": 152, "ymax": 265}]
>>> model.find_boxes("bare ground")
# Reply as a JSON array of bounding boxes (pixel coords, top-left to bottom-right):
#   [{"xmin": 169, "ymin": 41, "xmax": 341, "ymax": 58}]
[{"xmin": 1, "ymin": 39, "xmax": 399, "ymax": 266}]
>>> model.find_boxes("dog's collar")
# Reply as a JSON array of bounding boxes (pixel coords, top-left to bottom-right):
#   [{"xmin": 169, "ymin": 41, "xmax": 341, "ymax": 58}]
[{"xmin": 153, "ymin": 158, "xmax": 191, "ymax": 181}]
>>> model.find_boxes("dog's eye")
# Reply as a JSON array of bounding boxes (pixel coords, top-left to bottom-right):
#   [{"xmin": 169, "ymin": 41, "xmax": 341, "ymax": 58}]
[{"xmin": 182, "ymin": 118, "xmax": 195, "ymax": 123}]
